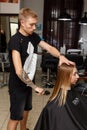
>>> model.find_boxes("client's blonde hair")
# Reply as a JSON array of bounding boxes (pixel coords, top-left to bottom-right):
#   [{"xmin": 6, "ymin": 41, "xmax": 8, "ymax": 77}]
[{"xmin": 49, "ymin": 63, "xmax": 75, "ymax": 106}]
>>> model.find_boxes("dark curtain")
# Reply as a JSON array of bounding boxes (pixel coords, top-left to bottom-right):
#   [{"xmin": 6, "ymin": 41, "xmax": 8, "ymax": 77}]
[{"xmin": 43, "ymin": 0, "xmax": 84, "ymax": 50}]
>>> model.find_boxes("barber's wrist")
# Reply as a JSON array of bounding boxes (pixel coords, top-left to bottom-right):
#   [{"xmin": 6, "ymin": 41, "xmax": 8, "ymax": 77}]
[
  {"xmin": 58, "ymin": 54, "xmax": 61, "ymax": 58},
  {"xmin": 58, "ymin": 54, "xmax": 62, "ymax": 59},
  {"xmin": 58, "ymin": 54, "xmax": 64, "ymax": 59},
  {"xmin": 27, "ymin": 81, "xmax": 37, "ymax": 90}
]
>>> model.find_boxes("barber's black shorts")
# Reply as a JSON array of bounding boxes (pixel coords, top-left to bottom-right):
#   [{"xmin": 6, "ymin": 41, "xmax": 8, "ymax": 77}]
[{"xmin": 9, "ymin": 87, "xmax": 32, "ymax": 120}]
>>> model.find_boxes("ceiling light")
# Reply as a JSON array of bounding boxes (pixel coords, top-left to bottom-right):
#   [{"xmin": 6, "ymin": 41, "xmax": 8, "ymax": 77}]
[
  {"xmin": 58, "ymin": 9, "xmax": 72, "ymax": 21},
  {"xmin": 79, "ymin": 12, "xmax": 87, "ymax": 25}
]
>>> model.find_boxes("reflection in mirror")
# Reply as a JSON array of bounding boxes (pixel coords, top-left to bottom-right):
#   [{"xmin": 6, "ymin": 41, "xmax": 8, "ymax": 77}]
[
  {"xmin": 9, "ymin": 16, "xmax": 18, "ymax": 36},
  {"xmin": 0, "ymin": 15, "xmax": 18, "ymax": 52}
]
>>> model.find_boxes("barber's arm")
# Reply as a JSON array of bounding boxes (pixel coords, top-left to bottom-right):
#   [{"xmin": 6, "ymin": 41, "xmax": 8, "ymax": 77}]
[
  {"xmin": 12, "ymin": 50, "xmax": 44, "ymax": 95},
  {"xmin": 39, "ymin": 40, "xmax": 75, "ymax": 66}
]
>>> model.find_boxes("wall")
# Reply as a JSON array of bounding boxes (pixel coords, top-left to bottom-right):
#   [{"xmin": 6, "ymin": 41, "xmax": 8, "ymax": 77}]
[{"xmin": 0, "ymin": 2, "xmax": 20, "ymax": 14}]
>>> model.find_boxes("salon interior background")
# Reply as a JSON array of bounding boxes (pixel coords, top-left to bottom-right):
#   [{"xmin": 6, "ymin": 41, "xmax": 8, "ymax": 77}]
[{"xmin": 0, "ymin": 0, "xmax": 87, "ymax": 69}]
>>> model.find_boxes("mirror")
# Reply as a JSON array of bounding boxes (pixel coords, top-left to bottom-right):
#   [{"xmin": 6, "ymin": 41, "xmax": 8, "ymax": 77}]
[{"xmin": 0, "ymin": 15, "xmax": 18, "ymax": 52}]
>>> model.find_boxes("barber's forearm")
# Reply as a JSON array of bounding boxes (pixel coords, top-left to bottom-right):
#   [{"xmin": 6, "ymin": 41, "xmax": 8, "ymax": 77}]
[
  {"xmin": 49, "ymin": 46, "xmax": 61, "ymax": 58},
  {"xmin": 18, "ymin": 69, "xmax": 37, "ymax": 90}
]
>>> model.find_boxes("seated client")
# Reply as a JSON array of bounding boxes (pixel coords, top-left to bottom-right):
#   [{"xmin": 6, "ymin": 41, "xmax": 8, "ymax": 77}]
[{"xmin": 34, "ymin": 63, "xmax": 84, "ymax": 130}]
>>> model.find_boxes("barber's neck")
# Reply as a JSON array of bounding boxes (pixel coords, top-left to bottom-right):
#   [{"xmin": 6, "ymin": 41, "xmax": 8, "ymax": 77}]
[{"xmin": 19, "ymin": 28, "xmax": 29, "ymax": 36}]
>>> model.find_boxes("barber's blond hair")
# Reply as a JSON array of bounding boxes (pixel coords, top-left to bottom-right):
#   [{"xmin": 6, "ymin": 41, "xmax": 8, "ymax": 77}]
[
  {"xmin": 49, "ymin": 63, "xmax": 75, "ymax": 106},
  {"xmin": 19, "ymin": 8, "xmax": 38, "ymax": 21}
]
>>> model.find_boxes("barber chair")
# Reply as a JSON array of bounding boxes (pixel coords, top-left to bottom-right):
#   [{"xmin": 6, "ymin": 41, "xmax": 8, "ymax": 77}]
[
  {"xmin": 65, "ymin": 54, "xmax": 84, "ymax": 71},
  {"xmin": 67, "ymin": 49, "xmax": 82, "ymax": 54},
  {"xmin": 4, "ymin": 62, "xmax": 10, "ymax": 84},
  {"xmin": 0, "ymin": 53, "xmax": 10, "ymax": 87},
  {"xmin": 41, "ymin": 53, "xmax": 58, "ymax": 88},
  {"xmin": 84, "ymin": 56, "xmax": 87, "ymax": 72}
]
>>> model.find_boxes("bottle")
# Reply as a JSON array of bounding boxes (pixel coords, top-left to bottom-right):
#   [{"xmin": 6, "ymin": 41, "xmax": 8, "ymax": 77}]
[{"xmin": 62, "ymin": 44, "xmax": 66, "ymax": 54}]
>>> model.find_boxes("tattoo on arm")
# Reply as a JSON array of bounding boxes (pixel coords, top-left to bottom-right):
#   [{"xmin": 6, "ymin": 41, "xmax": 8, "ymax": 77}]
[{"xmin": 19, "ymin": 69, "xmax": 37, "ymax": 90}]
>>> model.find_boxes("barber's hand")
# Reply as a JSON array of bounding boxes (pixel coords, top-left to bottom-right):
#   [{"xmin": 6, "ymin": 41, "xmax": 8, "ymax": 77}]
[
  {"xmin": 35, "ymin": 87, "xmax": 45, "ymax": 95},
  {"xmin": 59, "ymin": 55, "xmax": 75, "ymax": 66}
]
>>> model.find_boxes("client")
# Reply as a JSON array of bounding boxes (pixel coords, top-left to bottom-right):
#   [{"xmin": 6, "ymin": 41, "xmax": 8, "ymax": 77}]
[{"xmin": 34, "ymin": 63, "xmax": 86, "ymax": 130}]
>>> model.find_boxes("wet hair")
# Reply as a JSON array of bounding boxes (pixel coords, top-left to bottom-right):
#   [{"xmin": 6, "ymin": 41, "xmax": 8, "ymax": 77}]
[
  {"xmin": 19, "ymin": 8, "xmax": 38, "ymax": 21},
  {"xmin": 49, "ymin": 63, "xmax": 76, "ymax": 106}
]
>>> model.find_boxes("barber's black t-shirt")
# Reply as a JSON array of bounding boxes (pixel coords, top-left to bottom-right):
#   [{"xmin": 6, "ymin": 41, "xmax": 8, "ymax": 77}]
[{"xmin": 8, "ymin": 32, "xmax": 41, "ymax": 92}]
